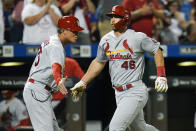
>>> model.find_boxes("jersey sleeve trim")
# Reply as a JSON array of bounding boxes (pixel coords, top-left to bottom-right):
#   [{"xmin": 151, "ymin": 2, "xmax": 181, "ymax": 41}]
[{"xmin": 95, "ymin": 58, "xmax": 108, "ymax": 63}]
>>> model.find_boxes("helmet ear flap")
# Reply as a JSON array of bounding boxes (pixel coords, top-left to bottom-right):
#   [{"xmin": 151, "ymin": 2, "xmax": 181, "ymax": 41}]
[{"xmin": 114, "ymin": 10, "xmax": 130, "ymax": 29}]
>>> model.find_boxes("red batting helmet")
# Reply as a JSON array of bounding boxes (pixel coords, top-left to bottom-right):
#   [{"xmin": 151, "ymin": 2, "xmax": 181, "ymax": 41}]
[
  {"xmin": 58, "ymin": 16, "xmax": 84, "ymax": 31},
  {"xmin": 106, "ymin": 5, "xmax": 131, "ymax": 30}
]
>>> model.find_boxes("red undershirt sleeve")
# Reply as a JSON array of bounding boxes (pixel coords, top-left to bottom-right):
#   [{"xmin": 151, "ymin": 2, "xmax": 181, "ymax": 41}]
[{"xmin": 52, "ymin": 63, "xmax": 62, "ymax": 85}]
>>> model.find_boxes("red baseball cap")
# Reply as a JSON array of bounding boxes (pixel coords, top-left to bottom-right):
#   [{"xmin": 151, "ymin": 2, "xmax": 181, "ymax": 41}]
[{"xmin": 58, "ymin": 16, "xmax": 84, "ymax": 31}]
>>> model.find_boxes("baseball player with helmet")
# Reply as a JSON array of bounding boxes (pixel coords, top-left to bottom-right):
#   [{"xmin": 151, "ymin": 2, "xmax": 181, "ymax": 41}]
[
  {"xmin": 0, "ymin": 90, "xmax": 30, "ymax": 131},
  {"xmin": 71, "ymin": 5, "xmax": 168, "ymax": 131},
  {"xmin": 23, "ymin": 16, "xmax": 84, "ymax": 131}
]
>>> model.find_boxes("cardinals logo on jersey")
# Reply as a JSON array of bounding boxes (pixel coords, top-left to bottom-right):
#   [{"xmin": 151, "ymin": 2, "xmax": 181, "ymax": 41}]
[
  {"xmin": 104, "ymin": 40, "xmax": 110, "ymax": 52},
  {"xmin": 123, "ymin": 40, "xmax": 133, "ymax": 54},
  {"xmin": 105, "ymin": 39, "xmax": 133, "ymax": 60},
  {"xmin": 105, "ymin": 39, "xmax": 133, "ymax": 56},
  {"xmin": 104, "ymin": 40, "xmax": 112, "ymax": 56},
  {"xmin": 1, "ymin": 108, "xmax": 12, "ymax": 127}
]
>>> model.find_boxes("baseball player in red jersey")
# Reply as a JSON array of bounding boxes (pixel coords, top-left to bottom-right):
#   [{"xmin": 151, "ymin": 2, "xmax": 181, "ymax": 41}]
[
  {"xmin": 71, "ymin": 5, "xmax": 168, "ymax": 131},
  {"xmin": 23, "ymin": 16, "xmax": 84, "ymax": 131}
]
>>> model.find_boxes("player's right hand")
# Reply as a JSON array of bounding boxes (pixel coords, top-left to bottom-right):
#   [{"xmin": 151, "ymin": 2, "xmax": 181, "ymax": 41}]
[
  {"xmin": 70, "ymin": 80, "xmax": 87, "ymax": 100},
  {"xmin": 58, "ymin": 76, "xmax": 68, "ymax": 95},
  {"xmin": 155, "ymin": 77, "xmax": 168, "ymax": 92}
]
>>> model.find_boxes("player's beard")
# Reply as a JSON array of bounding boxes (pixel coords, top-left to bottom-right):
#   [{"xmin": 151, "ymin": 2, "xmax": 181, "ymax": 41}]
[
  {"xmin": 112, "ymin": 25, "xmax": 119, "ymax": 32},
  {"xmin": 112, "ymin": 24, "xmax": 126, "ymax": 33},
  {"xmin": 113, "ymin": 28, "xmax": 118, "ymax": 32},
  {"xmin": 113, "ymin": 28, "xmax": 126, "ymax": 33}
]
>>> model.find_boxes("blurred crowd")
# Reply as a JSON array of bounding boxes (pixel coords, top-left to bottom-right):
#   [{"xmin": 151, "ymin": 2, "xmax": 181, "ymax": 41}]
[
  {"xmin": 0, "ymin": 0, "xmax": 196, "ymax": 45},
  {"xmin": 0, "ymin": 0, "xmax": 100, "ymax": 44},
  {"xmin": 152, "ymin": 0, "xmax": 196, "ymax": 44}
]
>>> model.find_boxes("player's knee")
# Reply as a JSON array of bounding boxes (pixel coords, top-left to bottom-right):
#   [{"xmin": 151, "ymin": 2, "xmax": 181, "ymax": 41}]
[
  {"xmin": 109, "ymin": 120, "xmax": 126, "ymax": 131},
  {"xmin": 132, "ymin": 124, "xmax": 159, "ymax": 131},
  {"xmin": 131, "ymin": 125, "xmax": 145, "ymax": 131},
  {"xmin": 130, "ymin": 121, "xmax": 146, "ymax": 131}
]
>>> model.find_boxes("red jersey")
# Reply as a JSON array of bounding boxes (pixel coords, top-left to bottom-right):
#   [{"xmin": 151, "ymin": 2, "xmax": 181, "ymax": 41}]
[
  {"xmin": 52, "ymin": 57, "xmax": 84, "ymax": 100},
  {"xmin": 64, "ymin": 57, "xmax": 84, "ymax": 79},
  {"xmin": 123, "ymin": 0, "xmax": 160, "ymax": 37}
]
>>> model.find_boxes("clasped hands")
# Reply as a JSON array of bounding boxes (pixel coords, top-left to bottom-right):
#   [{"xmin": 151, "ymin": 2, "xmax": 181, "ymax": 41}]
[{"xmin": 58, "ymin": 77, "xmax": 86, "ymax": 100}]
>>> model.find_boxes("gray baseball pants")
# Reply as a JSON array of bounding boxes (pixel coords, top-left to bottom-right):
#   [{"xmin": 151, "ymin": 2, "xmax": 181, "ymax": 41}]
[{"xmin": 109, "ymin": 83, "xmax": 159, "ymax": 131}]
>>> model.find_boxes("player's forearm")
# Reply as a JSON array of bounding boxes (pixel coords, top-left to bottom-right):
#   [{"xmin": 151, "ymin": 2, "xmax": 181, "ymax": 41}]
[
  {"xmin": 154, "ymin": 49, "xmax": 164, "ymax": 66},
  {"xmin": 82, "ymin": 59, "xmax": 106, "ymax": 84},
  {"xmin": 48, "ymin": 8, "xmax": 60, "ymax": 26},
  {"xmin": 154, "ymin": 49, "xmax": 166, "ymax": 76}
]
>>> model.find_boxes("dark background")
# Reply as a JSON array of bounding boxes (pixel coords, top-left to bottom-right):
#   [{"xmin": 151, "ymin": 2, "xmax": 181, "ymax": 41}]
[{"xmin": 0, "ymin": 57, "xmax": 196, "ymax": 131}]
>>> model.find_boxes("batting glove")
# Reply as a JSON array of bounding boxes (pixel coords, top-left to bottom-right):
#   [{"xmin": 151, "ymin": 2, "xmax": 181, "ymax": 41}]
[
  {"xmin": 155, "ymin": 77, "xmax": 168, "ymax": 92},
  {"xmin": 70, "ymin": 80, "xmax": 87, "ymax": 100}
]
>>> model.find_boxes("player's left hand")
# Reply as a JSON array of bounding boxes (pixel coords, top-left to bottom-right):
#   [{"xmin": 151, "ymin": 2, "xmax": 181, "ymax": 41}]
[
  {"xmin": 58, "ymin": 76, "xmax": 68, "ymax": 95},
  {"xmin": 155, "ymin": 77, "xmax": 168, "ymax": 92}
]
